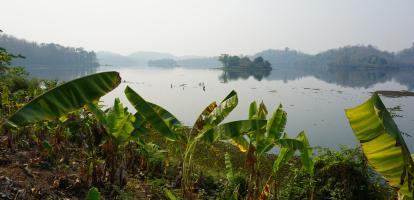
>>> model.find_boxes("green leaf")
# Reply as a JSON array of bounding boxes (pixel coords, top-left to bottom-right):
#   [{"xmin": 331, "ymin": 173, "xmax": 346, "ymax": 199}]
[
  {"xmin": 85, "ymin": 187, "xmax": 101, "ymax": 200},
  {"xmin": 257, "ymin": 101, "xmax": 268, "ymax": 120},
  {"xmin": 296, "ymin": 131, "xmax": 313, "ymax": 175},
  {"xmin": 345, "ymin": 93, "xmax": 413, "ymax": 197},
  {"xmin": 249, "ymin": 101, "xmax": 258, "ymax": 119},
  {"xmin": 125, "ymin": 86, "xmax": 178, "ymax": 141},
  {"xmin": 224, "ymin": 152, "xmax": 234, "ymax": 182},
  {"xmin": 8, "ymin": 71, "xmax": 121, "ymax": 126},
  {"xmin": 190, "ymin": 101, "xmax": 217, "ymax": 136},
  {"xmin": 229, "ymin": 136, "xmax": 249, "ymax": 152},
  {"xmin": 205, "ymin": 90, "xmax": 238, "ymax": 127},
  {"xmin": 276, "ymin": 138, "xmax": 304, "ymax": 150},
  {"xmin": 105, "ymin": 98, "xmax": 135, "ymax": 142},
  {"xmin": 272, "ymin": 132, "xmax": 313, "ymax": 175},
  {"xmin": 197, "ymin": 119, "xmax": 267, "ymax": 143},
  {"xmin": 273, "ymin": 133, "xmax": 294, "ymax": 173},
  {"xmin": 148, "ymin": 102, "xmax": 183, "ymax": 132},
  {"xmin": 266, "ymin": 104, "xmax": 287, "ymax": 140},
  {"xmin": 164, "ymin": 188, "xmax": 179, "ymax": 200}
]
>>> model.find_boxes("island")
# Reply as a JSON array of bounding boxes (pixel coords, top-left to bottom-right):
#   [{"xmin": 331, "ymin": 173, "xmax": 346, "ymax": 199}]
[{"xmin": 218, "ymin": 54, "xmax": 272, "ymax": 69}]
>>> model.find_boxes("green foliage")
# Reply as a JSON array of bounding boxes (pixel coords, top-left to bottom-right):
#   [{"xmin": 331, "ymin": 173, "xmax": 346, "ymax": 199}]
[
  {"xmin": 220, "ymin": 153, "xmax": 248, "ymax": 200},
  {"xmin": 85, "ymin": 187, "xmax": 101, "ymax": 200},
  {"xmin": 274, "ymin": 147, "xmax": 396, "ymax": 199},
  {"xmin": 346, "ymin": 93, "xmax": 414, "ymax": 197},
  {"xmin": 7, "ymin": 71, "xmax": 121, "ymax": 127},
  {"xmin": 125, "ymin": 86, "xmax": 182, "ymax": 141},
  {"xmin": 219, "ymin": 54, "xmax": 271, "ymax": 69}
]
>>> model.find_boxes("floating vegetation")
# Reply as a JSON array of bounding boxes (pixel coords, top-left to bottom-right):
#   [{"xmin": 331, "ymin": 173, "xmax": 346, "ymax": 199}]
[{"xmin": 374, "ymin": 90, "xmax": 414, "ymax": 98}]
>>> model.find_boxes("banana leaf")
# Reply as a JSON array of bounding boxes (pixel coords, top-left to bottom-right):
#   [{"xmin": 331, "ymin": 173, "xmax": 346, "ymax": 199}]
[
  {"xmin": 205, "ymin": 90, "xmax": 238, "ymax": 127},
  {"xmin": 249, "ymin": 101, "xmax": 258, "ymax": 119},
  {"xmin": 345, "ymin": 93, "xmax": 414, "ymax": 197},
  {"xmin": 273, "ymin": 132, "xmax": 313, "ymax": 175},
  {"xmin": 8, "ymin": 71, "xmax": 120, "ymax": 126},
  {"xmin": 273, "ymin": 133, "xmax": 295, "ymax": 173},
  {"xmin": 197, "ymin": 119, "xmax": 267, "ymax": 144},
  {"xmin": 124, "ymin": 86, "xmax": 179, "ymax": 141},
  {"xmin": 266, "ymin": 104, "xmax": 287, "ymax": 140},
  {"xmin": 105, "ymin": 98, "xmax": 135, "ymax": 142},
  {"xmin": 190, "ymin": 101, "xmax": 217, "ymax": 136},
  {"xmin": 296, "ymin": 131, "xmax": 314, "ymax": 175}
]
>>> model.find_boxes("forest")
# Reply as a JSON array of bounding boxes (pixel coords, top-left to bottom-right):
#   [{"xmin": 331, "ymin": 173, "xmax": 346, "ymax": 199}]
[
  {"xmin": 0, "ymin": 34, "xmax": 99, "ymax": 68},
  {"xmin": 1, "ymin": 44, "xmax": 414, "ymax": 199},
  {"xmin": 256, "ymin": 44, "xmax": 414, "ymax": 69}
]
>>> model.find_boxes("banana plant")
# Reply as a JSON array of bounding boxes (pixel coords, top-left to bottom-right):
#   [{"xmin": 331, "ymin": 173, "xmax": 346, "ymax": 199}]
[
  {"xmin": 125, "ymin": 87, "xmax": 312, "ymax": 199},
  {"xmin": 1, "ymin": 71, "xmax": 121, "ymax": 152},
  {"xmin": 125, "ymin": 86, "xmax": 240, "ymax": 199},
  {"xmin": 196, "ymin": 101, "xmax": 313, "ymax": 200},
  {"xmin": 345, "ymin": 93, "xmax": 414, "ymax": 198},
  {"xmin": 87, "ymin": 98, "xmax": 136, "ymax": 185}
]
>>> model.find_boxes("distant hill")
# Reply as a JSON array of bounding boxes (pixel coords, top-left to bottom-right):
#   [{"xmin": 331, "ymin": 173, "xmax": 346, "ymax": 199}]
[
  {"xmin": 96, "ymin": 51, "xmax": 135, "ymax": 66},
  {"xmin": 176, "ymin": 57, "xmax": 221, "ymax": 68},
  {"xmin": 99, "ymin": 44, "xmax": 414, "ymax": 69},
  {"xmin": 97, "ymin": 51, "xmax": 177, "ymax": 66},
  {"xmin": 148, "ymin": 58, "xmax": 177, "ymax": 68},
  {"xmin": 254, "ymin": 48, "xmax": 312, "ymax": 68},
  {"xmin": 0, "ymin": 34, "xmax": 99, "ymax": 68},
  {"xmin": 311, "ymin": 45, "xmax": 399, "ymax": 69},
  {"xmin": 396, "ymin": 43, "xmax": 414, "ymax": 66},
  {"xmin": 255, "ymin": 45, "xmax": 414, "ymax": 69}
]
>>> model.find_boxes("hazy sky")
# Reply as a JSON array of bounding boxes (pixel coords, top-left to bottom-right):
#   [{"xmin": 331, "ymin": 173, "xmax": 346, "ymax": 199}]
[{"xmin": 1, "ymin": 0, "xmax": 414, "ymax": 56}]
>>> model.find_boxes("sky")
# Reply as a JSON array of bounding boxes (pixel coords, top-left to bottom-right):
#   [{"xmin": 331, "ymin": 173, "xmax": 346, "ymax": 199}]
[{"xmin": 1, "ymin": 0, "xmax": 414, "ymax": 56}]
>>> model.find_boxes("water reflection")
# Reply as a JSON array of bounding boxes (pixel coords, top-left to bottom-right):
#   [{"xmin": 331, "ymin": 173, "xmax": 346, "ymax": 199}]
[
  {"xmin": 219, "ymin": 66, "xmax": 414, "ymax": 90},
  {"xmin": 219, "ymin": 68, "xmax": 272, "ymax": 83},
  {"xmin": 25, "ymin": 65, "xmax": 97, "ymax": 81}
]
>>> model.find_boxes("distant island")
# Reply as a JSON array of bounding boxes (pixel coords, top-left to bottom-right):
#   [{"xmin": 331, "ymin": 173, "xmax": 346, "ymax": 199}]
[{"xmin": 218, "ymin": 54, "xmax": 271, "ymax": 69}]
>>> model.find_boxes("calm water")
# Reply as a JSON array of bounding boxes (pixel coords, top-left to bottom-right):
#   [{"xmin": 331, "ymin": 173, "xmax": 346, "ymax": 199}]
[{"xmin": 27, "ymin": 66, "xmax": 414, "ymax": 151}]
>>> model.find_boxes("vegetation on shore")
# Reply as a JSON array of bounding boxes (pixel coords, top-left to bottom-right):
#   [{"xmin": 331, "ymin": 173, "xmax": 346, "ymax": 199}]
[{"xmin": 0, "ymin": 45, "xmax": 412, "ymax": 200}]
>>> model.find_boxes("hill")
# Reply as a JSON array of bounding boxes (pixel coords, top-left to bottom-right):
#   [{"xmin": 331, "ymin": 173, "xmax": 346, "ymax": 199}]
[
  {"xmin": 97, "ymin": 51, "xmax": 177, "ymax": 66},
  {"xmin": 0, "ymin": 34, "xmax": 99, "ymax": 68},
  {"xmin": 254, "ymin": 48, "xmax": 312, "ymax": 68}
]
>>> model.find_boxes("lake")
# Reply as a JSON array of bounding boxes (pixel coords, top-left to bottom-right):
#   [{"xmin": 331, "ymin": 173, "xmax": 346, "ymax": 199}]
[{"xmin": 27, "ymin": 66, "xmax": 414, "ymax": 151}]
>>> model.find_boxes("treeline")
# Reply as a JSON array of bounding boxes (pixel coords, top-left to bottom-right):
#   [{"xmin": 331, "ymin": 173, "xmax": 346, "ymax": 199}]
[
  {"xmin": 255, "ymin": 44, "xmax": 414, "ymax": 69},
  {"xmin": 0, "ymin": 34, "xmax": 99, "ymax": 68}
]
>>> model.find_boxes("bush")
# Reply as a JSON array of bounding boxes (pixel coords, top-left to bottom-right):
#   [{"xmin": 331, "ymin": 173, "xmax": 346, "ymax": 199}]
[{"xmin": 275, "ymin": 147, "xmax": 396, "ymax": 200}]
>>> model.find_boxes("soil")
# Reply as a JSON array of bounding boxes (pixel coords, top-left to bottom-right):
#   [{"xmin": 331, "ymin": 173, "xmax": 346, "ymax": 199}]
[{"xmin": 0, "ymin": 147, "xmax": 88, "ymax": 199}]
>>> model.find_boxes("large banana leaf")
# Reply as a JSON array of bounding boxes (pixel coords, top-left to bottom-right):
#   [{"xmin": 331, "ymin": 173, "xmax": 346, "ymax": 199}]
[
  {"xmin": 8, "ymin": 71, "xmax": 120, "ymax": 126},
  {"xmin": 124, "ymin": 86, "xmax": 179, "ymax": 141},
  {"xmin": 345, "ymin": 93, "xmax": 414, "ymax": 197}
]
